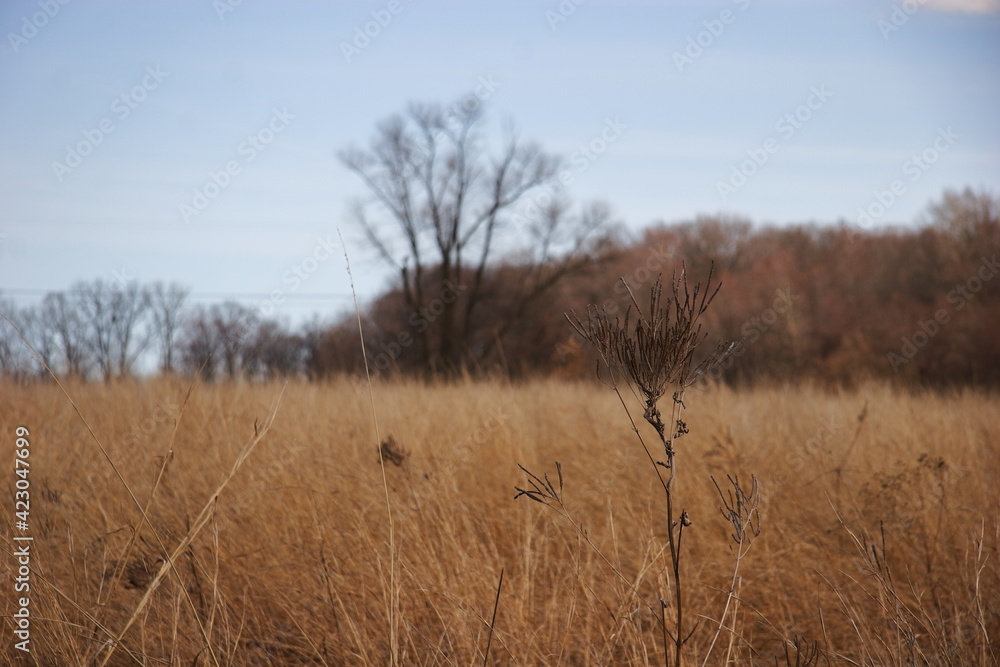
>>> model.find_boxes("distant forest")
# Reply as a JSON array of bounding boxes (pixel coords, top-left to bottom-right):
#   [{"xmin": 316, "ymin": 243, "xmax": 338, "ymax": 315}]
[{"xmin": 2, "ymin": 187, "xmax": 997, "ymax": 388}]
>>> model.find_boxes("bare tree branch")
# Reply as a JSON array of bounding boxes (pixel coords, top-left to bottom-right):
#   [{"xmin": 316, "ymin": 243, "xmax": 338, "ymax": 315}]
[{"xmin": 339, "ymin": 95, "xmax": 607, "ymax": 374}]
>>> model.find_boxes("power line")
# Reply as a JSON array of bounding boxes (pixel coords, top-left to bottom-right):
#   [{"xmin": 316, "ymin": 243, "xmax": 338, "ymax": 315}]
[
  {"xmin": 0, "ymin": 288, "xmax": 365, "ymax": 301},
  {"xmin": 1, "ymin": 220, "xmax": 348, "ymax": 229}
]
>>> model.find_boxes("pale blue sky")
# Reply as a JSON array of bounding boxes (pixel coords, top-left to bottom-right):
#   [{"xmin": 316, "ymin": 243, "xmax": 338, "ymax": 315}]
[{"xmin": 1, "ymin": 0, "xmax": 998, "ymax": 324}]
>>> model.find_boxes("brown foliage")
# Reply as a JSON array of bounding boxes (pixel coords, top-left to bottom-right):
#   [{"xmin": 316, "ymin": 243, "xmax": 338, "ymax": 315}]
[{"xmin": 315, "ymin": 187, "xmax": 999, "ymax": 388}]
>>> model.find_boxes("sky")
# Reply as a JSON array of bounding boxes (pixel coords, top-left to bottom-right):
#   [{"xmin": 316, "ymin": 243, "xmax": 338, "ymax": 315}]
[{"xmin": 1, "ymin": 0, "xmax": 998, "ymax": 326}]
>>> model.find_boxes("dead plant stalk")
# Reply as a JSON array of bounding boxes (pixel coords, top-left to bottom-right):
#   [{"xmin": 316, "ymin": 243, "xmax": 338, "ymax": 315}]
[{"xmin": 519, "ymin": 266, "xmax": 735, "ymax": 667}]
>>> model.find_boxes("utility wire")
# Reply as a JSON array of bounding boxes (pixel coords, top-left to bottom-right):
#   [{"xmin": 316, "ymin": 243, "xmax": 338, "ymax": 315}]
[{"xmin": 0, "ymin": 288, "xmax": 363, "ymax": 300}]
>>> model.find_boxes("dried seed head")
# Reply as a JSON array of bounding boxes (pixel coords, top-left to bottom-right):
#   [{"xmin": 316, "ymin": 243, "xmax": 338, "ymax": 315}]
[{"xmin": 566, "ymin": 264, "xmax": 732, "ymax": 409}]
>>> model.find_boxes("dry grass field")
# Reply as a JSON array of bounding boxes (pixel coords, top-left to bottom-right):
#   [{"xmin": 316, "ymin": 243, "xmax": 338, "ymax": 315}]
[{"xmin": 2, "ymin": 376, "xmax": 998, "ymax": 665}]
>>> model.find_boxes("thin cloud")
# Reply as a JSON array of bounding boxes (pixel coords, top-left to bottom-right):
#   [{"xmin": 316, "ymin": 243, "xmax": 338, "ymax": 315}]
[{"xmin": 924, "ymin": 0, "xmax": 1000, "ymax": 13}]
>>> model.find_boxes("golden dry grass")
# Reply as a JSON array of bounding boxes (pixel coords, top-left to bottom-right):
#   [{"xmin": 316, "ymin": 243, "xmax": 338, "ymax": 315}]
[{"xmin": 2, "ymin": 377, "xmax": 998, "ymax": 665}]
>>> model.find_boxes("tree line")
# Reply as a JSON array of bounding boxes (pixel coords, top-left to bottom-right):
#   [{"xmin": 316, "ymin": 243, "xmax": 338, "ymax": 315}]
[
  {"xmin": 0, "ymin": 283, "xmax": 324, "ymax": 382},
  {"xmin": 1, "ymin": 186, "xmax": 996, "ymax": 387}
]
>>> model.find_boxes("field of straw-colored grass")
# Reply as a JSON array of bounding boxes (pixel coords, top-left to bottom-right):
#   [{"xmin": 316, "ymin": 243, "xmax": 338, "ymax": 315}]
[{"xmin": 2, "ymin": 377, "xmax": 998, "ymax": 665}]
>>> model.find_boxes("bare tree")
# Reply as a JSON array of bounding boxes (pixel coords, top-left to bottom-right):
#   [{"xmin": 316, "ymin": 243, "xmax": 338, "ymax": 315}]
[
  {"xmin": 74, "ymin": 280, "xmax": 115, "ymax": 380},
  {"xmin": 0, "ymin": 298, "xmax": 20, "ymax": 376},
  {"xmin": 299, "ymin": 314, "xmax": 332, "ymax": 379},
  {"xmin": 179, "ymin": 305, "xmax": 219, "ymax": 380},
  {"xmin": 340, "ymin": 97, "xmax": 611, "ymax": 374},
  {"xmin": 41, "ymin": 291, "xmax": 90, "ymax": 377},
  {"xmin": 243, "ymin": 319, "xmax": 305, "ymax": 379},
  {"xmin": 17, "ymin": 305, "xmax": 56, "ymax": 379},
  {"xmin": 177, "ymin": 302, "xmax": 260, "ymax": 381},
  {"xmin": 926, "ymin": 187, "xmax": 1000, "ymax": 269},
  {"xmin": 149, "ymin": 282, "xmax": 189, "ymax": 373},
  {"xmin": 0, "ymin": 298, "xmax": 43, "ymax": 380},
  {"xmin": 211, "ymin": 302, "xmax": 253, "ymax": 379},
  {"xmin": 926, "ymin": 186, "xmax": 998, "ymax": 242},
  {"xmin": 73, "ymin": 279, "xmax": 150, "ymax": 380},
  {"xmin": 110, "ymin": 282, "xmax": 150, "ymax": 377}
]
